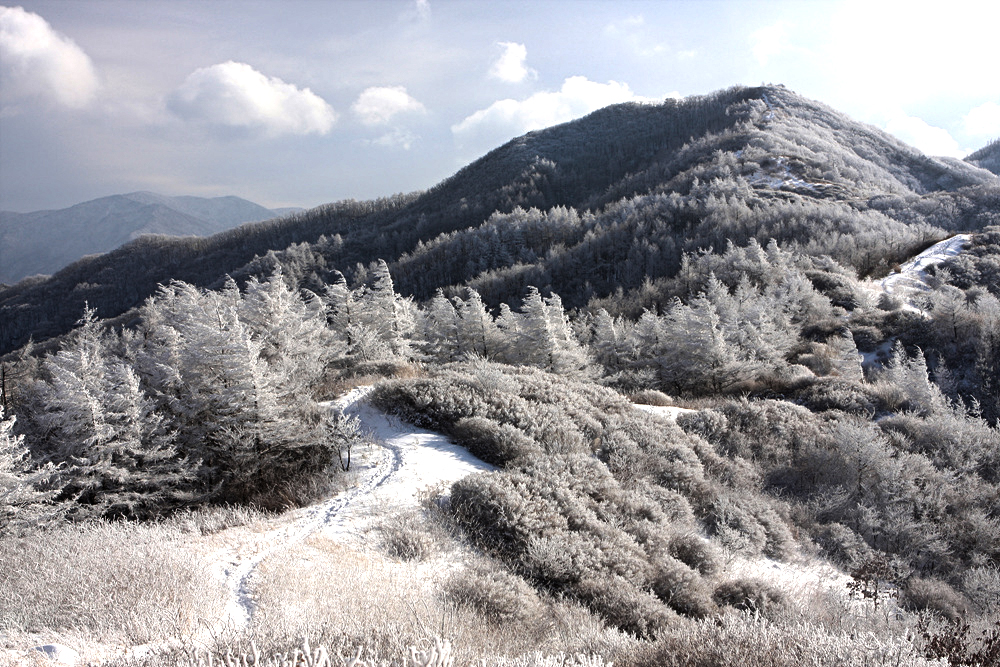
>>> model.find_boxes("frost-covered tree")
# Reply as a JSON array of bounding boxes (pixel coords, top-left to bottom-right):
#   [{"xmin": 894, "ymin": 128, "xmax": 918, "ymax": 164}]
[
  {"xmin": 27, "ymin": 307, "xmax": 188, "ymax": 518},
  {"xmin": 829, "ymin": 330, "xmax": 864, "ymax": 382},
  {"xmin": 518, "ymin": 287, "xmax": 557, "ymax": 368},
  {"xmin": 591, "ymin": 309, "xmax": 624, "ymax": 368},
  {"xmin": 883, "ymin": 343, "xmax": 947, "ymax": 415},
  {"xmin": 130, "ymin": 276, "xmax": 340, "ymax": 506},
  {"xmin": 418, "ymin": 290, "xmax": 462, "ymax": 361},
  {"xmin": 456, "ymin": 288, "xmax": 502, "ymax": 359},
  {"xmin": 240, "ymin": 270, "xmax": 333, "ymax": 398},
  {"xmin": 0, "ymin": 405, "xmax": 63, "ymax": 534}
]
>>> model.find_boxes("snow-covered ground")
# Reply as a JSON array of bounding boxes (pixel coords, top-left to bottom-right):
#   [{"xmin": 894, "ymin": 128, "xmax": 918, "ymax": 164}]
[
  {"xmin": 634, "ymin": 403, "xmax": 697, "ymax": 420},
  {"xmin": 11, "ymin": 387, "xmax": 873, "ymax": 665},
  {"xmin": 878, "ymin": 234, "xmax": 970, "ymax": 297},
  {"xmin": 748, "ymin": 156, "xmax": 820, "ymax": 192},
  {"xmin": 90, "ymin": 386, "xmax": 495, "ymax": 663},
  {"xmin": 208, "ymin": 385, "xmax": 494, "ymax": 634},
  {"xmin": 318, "ymin": 386, "xmax": 495, "ymax": 543}
]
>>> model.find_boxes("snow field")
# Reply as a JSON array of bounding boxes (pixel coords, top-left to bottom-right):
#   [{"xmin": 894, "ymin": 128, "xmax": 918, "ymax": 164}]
[{"xmin": 878, "ymin": 234, "xmax": 971, "ymax": 296}]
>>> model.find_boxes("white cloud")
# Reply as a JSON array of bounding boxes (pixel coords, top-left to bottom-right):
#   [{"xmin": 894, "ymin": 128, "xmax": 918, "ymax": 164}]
[
  {"xmin": 415, "ymin": 0, "xmax": 430, "ymax": 20},
  {"xmin": 352, "ymin": 86, "xmax": 425, "ymax": 126},
  {"xmin": 964, "ymin": 101, "xmax": 1000, "ymax": 138},
  {"xmin": 885, "ymin": 115, "xmax": 965, "ymax": 158},
  {"xmin": 370, "ymin": 128, "xmax": 418, "ymax": 150},
  {"xmin": 490, "ymin": 42, "xmax": 534, "ymax": 83},
  {"xmin": 0, "ymin": 6, "xmax": 98, "ymax": 110},
  {"xmin": 168, "ymin": 61, "xmax": 336, "ymax": 136},
  {"xmin": 604, "ymin": 15, "xmax": 667, "ymax": 58},
  {"xmin": 824, "ymin": 1, "xmax": 1000, "ymax": 116},
  {"xmin": 453, "ymin": 76, "xmax": 655, "ymax": 152},
  {"xmin": 750, "ymin": 22, "xmax": 791, "ymax": 66}
]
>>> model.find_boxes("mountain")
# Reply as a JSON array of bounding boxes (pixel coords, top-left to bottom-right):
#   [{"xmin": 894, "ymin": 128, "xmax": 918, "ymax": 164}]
[
  {"xmin": 1, "ymin": 84, "xmax": 998, "ymax": 356},
  {"xmin": 966, "ymin": 138, "xmax": 1000, "ymax": 175},
  {"xmin": 0, "ymin": 192, "xmax": 299, "ymax": 285}
]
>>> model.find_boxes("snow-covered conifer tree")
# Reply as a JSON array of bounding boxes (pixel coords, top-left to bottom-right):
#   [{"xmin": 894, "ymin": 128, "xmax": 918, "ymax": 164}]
[
  {"xmin": 28, "ymin": 307, "xmax": 187, "ymax": 517},
  {"xmin": 456, "ymin": 288, "xmax": 500, "ymax": 359},
  {"xmin": 419, "ymin": 290, "xmax": 461, "ymax": 361},
  {"xmin": 0, "ymin": 405, "xmax": 63, "ymax": 534}
]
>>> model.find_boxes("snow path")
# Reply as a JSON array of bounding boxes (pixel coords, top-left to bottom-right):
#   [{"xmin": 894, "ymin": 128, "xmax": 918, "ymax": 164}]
[
  {"xmin": 879, "ymin": 234, "xmax": 971, "ymax": 296},
  {"xmin": 634, "ymin": 403, "xmax": 697, "ymax": 420},
  {"xmin": 209, "ymin": 385, "xmax": 493, "ymax": 634}
]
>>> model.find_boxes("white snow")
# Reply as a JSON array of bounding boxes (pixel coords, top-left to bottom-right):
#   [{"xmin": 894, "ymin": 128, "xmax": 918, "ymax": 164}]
[
  {"xmin": 634, "ymin": 403, "xmax": 697, "ymax": 420},
  {"xmin": 856, "ymin": 233, "xmax": 972, "ymax": 328},
  {"xmin": 748, "ymin": 156, "xmax": 819, "ymax": 192},
  {"xmin": 761, "ymin": 92, "xmax": 776, "ymax": 121},
  {"xmin": 879, "ymin": 233, "xmax": 971, "ymax": 296},
  {"xmin": 207, "ymin": 385, "xmax": 493, "ymax": 633}
]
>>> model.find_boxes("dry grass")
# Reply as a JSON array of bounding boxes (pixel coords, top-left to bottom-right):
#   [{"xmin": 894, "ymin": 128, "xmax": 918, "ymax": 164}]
[
  {"xmin": 246, "ymin": 528, "xmax": 614, "ymax": 664},
  {"xmin": 615, "ymin": 614, "xmax": 935, "ymax": 667},
  {"xmin": 0, "ymin": 519, "xmax": 228, "ymax": 646},
  {"xmin": 0, "ymin": 506, "xmax": 942, "ymax": 667},
  {"xmin": 316, "ymin": 361, "xmax": 425, "ymax": 401}
]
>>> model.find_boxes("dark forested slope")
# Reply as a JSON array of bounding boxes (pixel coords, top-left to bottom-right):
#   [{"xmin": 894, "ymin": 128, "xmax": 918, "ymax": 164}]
[
  {"xmin": 2, "ymin": 85, "xmax": 998, "ymax": 356},
  {"xmin": 967, "ymin": 138, "xmax": 1000, "ymax": 176}
]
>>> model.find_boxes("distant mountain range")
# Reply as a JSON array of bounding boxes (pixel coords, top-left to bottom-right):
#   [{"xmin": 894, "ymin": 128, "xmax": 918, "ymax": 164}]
[
  {"xmin": 0, "ymin": 192, "xmax": 300, "ymax": 285},
  {"xmin": 1, "ymin": 85, "xmax": 998, "ymax": 356}
]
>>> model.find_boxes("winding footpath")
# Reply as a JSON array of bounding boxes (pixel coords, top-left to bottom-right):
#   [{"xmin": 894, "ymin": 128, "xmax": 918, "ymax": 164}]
[{"xmin": 210, "ymin": 385, "xmax": 493, "ymax": 634}]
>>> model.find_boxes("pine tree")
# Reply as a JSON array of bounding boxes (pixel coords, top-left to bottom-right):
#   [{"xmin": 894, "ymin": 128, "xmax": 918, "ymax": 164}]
[
  {"xmin": 591, "ymin": 309, "xmax": 623, "ymax": 369},
  {"xmin": 0, "ymin": 405, "xmax": 63, "ymax": 534},
  {"xmin": 456, "ymin": 288, "xmax": 500, "ymax": 359},
  {"xmin": 829, "ymin": 330, "xmax": 864, "ymax": 382},
  {"xmin": 419, "ymin": 290, "xmax": 462, "ymax": 361},
  {"xmin": 324, "ymin": 270, "xmax": 355, "ymax": 339},
  {"xmin": 28, "ymin": 307, "xmax": 188, "ymax": 518},
  {"xmin": 518, "ymin": 287, "xmax": 556, "ymax": 368}
]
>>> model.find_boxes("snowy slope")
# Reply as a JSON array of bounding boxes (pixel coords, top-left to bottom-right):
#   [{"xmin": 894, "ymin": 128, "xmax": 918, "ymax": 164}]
[{"xmin": 879, "ymin": 234, "xmax": 971, "ymax": 297}]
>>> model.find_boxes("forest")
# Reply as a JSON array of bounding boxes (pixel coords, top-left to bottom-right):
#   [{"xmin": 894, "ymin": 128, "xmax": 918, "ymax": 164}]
[{"xmin": 2, "ymin": 85, "xmax": 999, "ymax": 666}]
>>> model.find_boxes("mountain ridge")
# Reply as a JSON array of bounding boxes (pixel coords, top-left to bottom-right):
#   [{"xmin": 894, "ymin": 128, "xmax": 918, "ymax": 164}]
[
  {"xmin": 0, "ymin": 192, "xmax": 299, "ymax": 285},
  {"xmin": 966, "ymin": 138, "xmax": 1000, "ymax": 175},
  {"xmin": 1, "ymin": 84, "xmax": 998, "ymax": 356}
]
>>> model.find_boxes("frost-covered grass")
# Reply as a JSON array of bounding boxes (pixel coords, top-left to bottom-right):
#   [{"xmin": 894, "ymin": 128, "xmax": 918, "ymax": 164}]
[{"xmin": 0, "ymin": 516, "xmax": 231, "ymax": 646}]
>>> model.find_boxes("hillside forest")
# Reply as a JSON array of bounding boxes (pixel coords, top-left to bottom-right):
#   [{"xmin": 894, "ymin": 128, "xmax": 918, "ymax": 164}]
[{"xmin": 2, "ymin": 85, "xmax": 1000, "ymax": 666}]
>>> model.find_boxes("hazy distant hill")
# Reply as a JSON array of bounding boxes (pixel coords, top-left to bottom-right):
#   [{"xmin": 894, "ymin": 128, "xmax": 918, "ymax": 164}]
[
  {"xmin": 0, "ymin": 192, "xmax": 299, "ymax": 285},
  {"xmin": 2, "ymin": 85, "xmax": 998, "ymax": 356},
  {"xmin": 967, "ymin": 138, "xmax": 1000, "ymax": 176}
]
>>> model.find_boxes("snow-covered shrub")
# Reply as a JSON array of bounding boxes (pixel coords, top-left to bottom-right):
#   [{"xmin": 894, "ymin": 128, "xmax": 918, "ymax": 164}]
[
  {"xmin": 443, "ymin": 563, "xmax": 542, "ymax": 625},
  {"xmin": 650, "ymin": 555, "xmax": 716, "ymax": 618},
  {"xmin": 575, "ymin": 575, "xmax": 677, "ymax": 640},
  {"xmin": 900, "ymin": 577, "xmax": 971, "ymax": 621},
  {"xmin": 786, "ymin": 377, "xmax": 881, "ymax": 415},
  {"xmin": 450, "ymin": 417, "xmax": 538, "ymax": 466},
  {"xmin": 675, "ymin": 409, "xmax": 729, "ymax": 444},
  {"xmin": 628, "ymin": 389, "xmax": 674, "ymax": 406},
  {"xmin": 712, "ymin": 578, "xmax": 789, "ymax": 618},
  {"xmin": 667, "ymin": 529, "xmax": 722, "ymax": 576}
]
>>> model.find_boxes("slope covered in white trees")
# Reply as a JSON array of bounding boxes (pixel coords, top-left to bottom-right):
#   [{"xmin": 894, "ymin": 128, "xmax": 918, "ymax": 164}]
[{"xmin": 2, "ymin": 85, "xmax": 1000, "ymax": 666}]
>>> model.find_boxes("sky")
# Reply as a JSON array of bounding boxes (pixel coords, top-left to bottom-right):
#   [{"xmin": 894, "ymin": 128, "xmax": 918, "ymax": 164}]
[{"xmin": 1, "ymin": 0, "xmax": 998, "ymax": 213}]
